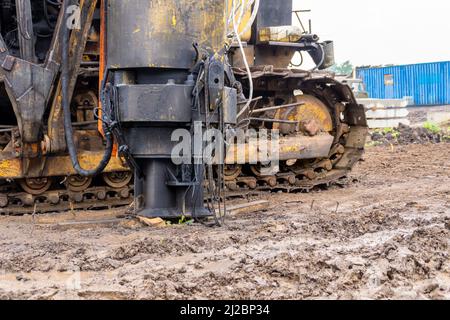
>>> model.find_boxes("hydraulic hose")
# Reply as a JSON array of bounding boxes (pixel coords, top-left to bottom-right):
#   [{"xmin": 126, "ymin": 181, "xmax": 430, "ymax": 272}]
[
  {"xmin": 61, "ymin": 0, "xmax": 113, "ymax": 177},
  {"xmin": 311, "ymin": 44, "xmax": 325, "ymax": 71}
]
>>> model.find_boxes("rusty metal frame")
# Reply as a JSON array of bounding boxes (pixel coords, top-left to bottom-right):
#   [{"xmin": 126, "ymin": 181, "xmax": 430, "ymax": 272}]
[{"xmin": 47, "ymin": 0, "xmax": 99, "ymax": 154}]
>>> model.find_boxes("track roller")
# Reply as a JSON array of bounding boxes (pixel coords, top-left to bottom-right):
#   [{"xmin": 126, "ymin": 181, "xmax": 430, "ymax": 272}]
[
  {"xmin": 66, "ymin": 175, "xmax": 93, "ymax": 192},
  {"xmin": 18, "ymin": 178, "xmax": 52, "ymax": 195},
  {"xmin": 102, "ymin": 172, "xmax": 133, "ymax": 189}
]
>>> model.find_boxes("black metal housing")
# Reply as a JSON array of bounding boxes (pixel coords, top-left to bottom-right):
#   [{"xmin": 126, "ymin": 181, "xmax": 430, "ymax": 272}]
[
  {"xmin": 108, "ymin": 0, "xmax": 227, "ymax": 218},
  {"xmin": 255, "ymin": 0, "xmax": 293, "ymax": 29}
]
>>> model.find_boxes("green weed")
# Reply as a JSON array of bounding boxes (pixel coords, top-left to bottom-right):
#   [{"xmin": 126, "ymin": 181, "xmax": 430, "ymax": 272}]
[
  {"xmin": 177, "ymin": 215, "xmax": 194, "ymax": 225},
  {"xmin": 423, "ymin": 121, "xmax": 441, "ymax": 134}
]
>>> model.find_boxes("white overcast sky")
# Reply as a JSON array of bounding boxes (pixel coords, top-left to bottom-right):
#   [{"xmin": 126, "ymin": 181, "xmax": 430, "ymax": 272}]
[{"xmin": 292, "ymin": 0, "xmax": 450, "ymax": 67}]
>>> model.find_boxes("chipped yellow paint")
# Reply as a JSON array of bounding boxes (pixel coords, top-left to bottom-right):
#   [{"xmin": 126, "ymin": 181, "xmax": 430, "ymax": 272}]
[
  {"xmin": 0, "ymin": 154, "xmax": 128, "ymax": 179},
  {"xmin": 172, "ymin": 14, "xmax": 177, "ymax": 27},
  {"xmin": 133, "ymin": 28, "xmax": 141, "ymax": 34},
  {"xmin": 144, "ymin": 0, "xmax": 225, "ymax": 54},
  {"xmin": 0, "ymin": 159, "xmax": 21, "ymax": 177},
  {"xmin": 274, "ymin": 95, "xmax": 334, "ymax": 133}
]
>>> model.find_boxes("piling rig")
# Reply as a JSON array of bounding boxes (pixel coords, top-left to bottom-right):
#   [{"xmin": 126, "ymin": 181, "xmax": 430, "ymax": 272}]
[{"xmin": 0, "ymin": 0, "xmax": 367, "ymax": 217}]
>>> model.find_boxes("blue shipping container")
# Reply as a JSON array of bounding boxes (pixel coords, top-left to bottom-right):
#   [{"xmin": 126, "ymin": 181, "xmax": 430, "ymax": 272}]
[{"xmin": 356, "ymin": 61, "xmax": 450, "ymax": 106}]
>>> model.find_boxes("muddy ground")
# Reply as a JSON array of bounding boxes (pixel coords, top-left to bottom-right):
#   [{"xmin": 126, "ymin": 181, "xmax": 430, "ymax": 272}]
[{"xmin": 0, "ymin": 143, "xmax": 449, "ymax": 300}]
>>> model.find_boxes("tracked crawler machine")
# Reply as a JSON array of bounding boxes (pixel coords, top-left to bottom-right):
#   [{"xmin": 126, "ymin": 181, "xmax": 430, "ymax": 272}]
[{"xmin": 0, "ymin": 0, "xmax": 367, "ymax": 217}]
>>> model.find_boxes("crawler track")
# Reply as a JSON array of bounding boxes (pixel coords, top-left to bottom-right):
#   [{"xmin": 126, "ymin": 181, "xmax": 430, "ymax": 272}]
[
  {"xmin": 225, "ymin": 68, "xmax": 368, "ymax": 196},
  {"xmin": 0, "ymin": 183, "xmax": 133, "ymax": 216},
  {"xmin": 0, "ymin": 70, "xmax": 366, "ymax": 216}
]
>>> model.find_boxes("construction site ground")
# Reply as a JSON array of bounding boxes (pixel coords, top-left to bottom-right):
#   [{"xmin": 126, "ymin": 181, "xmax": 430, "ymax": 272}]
[{"xmin": 0, "ymin": 142, "xmax": 449, "ymax": 300}]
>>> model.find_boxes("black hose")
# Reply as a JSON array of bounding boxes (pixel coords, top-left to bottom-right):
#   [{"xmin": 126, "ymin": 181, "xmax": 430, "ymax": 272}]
[
  {"xmin": 61, "ymin": 0, "xmax": 113, "ymax": 177},
  {"xmin": 43, "ymin": 0, "xmax": 52, "ymax": 30},
  {"xmin": 311, "ymin": 44, "xmax": 325, "ymax": 71}
]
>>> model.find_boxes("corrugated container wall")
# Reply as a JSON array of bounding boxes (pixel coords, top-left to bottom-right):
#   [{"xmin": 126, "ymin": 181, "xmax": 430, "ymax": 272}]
[{"xmin": 356, "ymin": 61, "xmax": 450, "ymax": 106}]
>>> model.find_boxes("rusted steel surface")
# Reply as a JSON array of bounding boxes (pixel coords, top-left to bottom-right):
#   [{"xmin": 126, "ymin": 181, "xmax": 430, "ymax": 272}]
[
  {"xmin": 0, "ymin": 56, "xmax": 55, "ymax": 144},
  {"xmin": 0, "ymin": 152, "xmax": 128, "ymax": 179},
  {"xmin": 47, "ymin": 0, "xmax": 99, "ymax": 154},
  {"xmin": 225, "ymin": 134, "xmax": 334, "ymax": 164},
  {"xmin": 107, "ymin": 0, "xmax": 226, "ymax": 69}
]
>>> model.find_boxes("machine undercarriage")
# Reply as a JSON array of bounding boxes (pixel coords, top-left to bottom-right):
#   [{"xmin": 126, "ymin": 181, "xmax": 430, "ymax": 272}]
[{"xmin": 0, "ymin": 0, "xmax": 367, "ymax": 218}]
